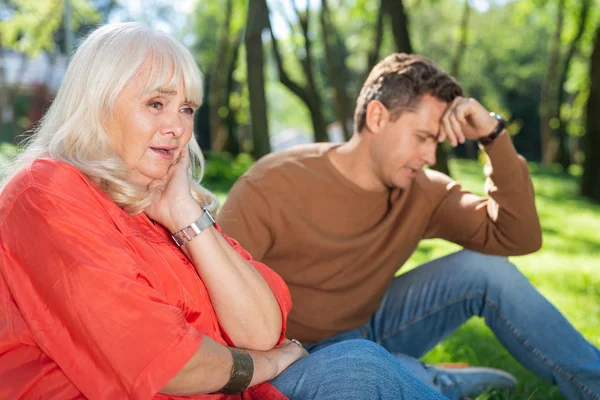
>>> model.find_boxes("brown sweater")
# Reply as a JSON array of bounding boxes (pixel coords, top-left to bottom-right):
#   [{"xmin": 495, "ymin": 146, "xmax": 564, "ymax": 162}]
[{"xmin": 218, "ymin": 133, "xmax": 542, "ymax": 343}]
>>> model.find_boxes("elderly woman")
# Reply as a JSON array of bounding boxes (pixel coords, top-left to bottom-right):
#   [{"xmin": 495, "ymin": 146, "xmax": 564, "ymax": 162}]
[{"xmin": 0, "ymin": 23, "xmax": 445, "ymax": 399}]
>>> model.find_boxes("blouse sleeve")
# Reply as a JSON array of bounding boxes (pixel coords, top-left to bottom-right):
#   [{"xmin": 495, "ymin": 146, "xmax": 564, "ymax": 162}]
[
  {"xmin": 0, "ymin": 184, "xmax": 203, "ymax": 400},
  {"xmin": 217, "ymin": 226, "xmax": 292, "ymax": 346}
]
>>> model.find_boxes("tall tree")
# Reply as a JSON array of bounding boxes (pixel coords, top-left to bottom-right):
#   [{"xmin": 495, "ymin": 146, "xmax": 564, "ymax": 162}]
[
  {"xmin": 581, "ymin": 25, "xmax": 600, "ymax": 202},
  {"xmin": 553, "ymin": 0, "xmax": 592, "ymax": 169},
  {"xmin": 209, "ymin": 0, "xmax": 233, "ymax": 152},
  {"xmin": 382, "ymin": 0, "xmax": 412, "ymax": 54},
  {"xmin": 245, "ymin": 0, "xmax": 271, "ymax": 158},
  {"xmin": 366, "ymin": 1, "xmax": 385, "ymax": 75},
  {"xmin": 540, "ymin": 0, "xmax": 565, "ymax": 165},
  {"xmin": 450, "ymin": 0, "xmax": 471, "ymax": 79},
  {"xmin": 268, "ymin": 0, "xmax": 328, "ymax": 143},
  {"xmin": 320, "ymin": 0, "xmax": 352, "ymax": 140},
  {"xmin": 223, "ymin": 32, "xmax": 244, "ymax": 156},
  {"xmin": 451, "ymin": 0, "xmax": 476, "ymax": 162}
]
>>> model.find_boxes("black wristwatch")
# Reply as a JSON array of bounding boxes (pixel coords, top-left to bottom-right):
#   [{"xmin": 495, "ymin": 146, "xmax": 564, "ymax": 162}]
[{"xmin": 478, "ymin": 112, "xmax": 507, "ymax": 146}]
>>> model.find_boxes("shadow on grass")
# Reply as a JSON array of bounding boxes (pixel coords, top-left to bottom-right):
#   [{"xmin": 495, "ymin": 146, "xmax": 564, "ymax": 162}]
[{"xmin": 423, "ymin": 320, "xmax": 563, "ymax": 400}]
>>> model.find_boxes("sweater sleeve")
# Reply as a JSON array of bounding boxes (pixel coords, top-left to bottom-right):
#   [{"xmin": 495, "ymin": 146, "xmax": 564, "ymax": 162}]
[
  {"xmin": 423, "ymin": 133, "xmax": 542, "ymax": 256},
  {"xmin": 217, "ymin": 177, "xmax": 276, "ymax": 261}
]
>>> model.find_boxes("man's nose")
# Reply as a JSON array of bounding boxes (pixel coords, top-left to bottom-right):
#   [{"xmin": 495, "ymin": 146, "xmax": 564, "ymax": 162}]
[{"xmin": 423, "ymin": 143, "xmax": 437, "ymax": 167}]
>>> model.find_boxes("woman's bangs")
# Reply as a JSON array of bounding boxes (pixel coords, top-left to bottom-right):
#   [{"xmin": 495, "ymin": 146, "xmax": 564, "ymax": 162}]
[{"xmin": 143, "ymin": 41, "xmax": 202, "ymax": 107}]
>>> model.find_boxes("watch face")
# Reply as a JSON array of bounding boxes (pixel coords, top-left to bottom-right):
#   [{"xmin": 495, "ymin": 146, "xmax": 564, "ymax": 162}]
[{"xmin": 490, "ymin": 112, "xmax": 506, "ymax": 124}]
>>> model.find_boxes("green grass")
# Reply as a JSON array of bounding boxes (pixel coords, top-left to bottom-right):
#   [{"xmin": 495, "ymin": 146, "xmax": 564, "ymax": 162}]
[
  {"xmin": 211, "ymin": 157, "xmax": 600, "ymax": 400},
  {"xmin": 402, "ymin": 160, "xmax": 600, "ymax": 400}
]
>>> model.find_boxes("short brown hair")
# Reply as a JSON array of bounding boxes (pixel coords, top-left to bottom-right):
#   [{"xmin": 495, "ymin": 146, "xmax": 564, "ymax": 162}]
[{"xmin": 354, "ymin": 53, "xmax": 464, "ymax": 133}]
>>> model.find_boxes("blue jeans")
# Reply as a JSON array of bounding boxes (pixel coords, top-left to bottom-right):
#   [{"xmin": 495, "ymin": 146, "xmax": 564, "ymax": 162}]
[
  {"xmin": 304, "ymin": 250, "xmax": 600, "ymax": 400},
  {"xmin": 269, "ymin": 339, "xmax": 445, "ymax": 399}
]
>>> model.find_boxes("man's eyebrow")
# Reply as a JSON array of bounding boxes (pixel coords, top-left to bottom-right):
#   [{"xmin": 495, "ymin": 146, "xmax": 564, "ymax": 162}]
[{"xmin": 416, "ymin": 129, "xmax": 439, "ymax": 138}]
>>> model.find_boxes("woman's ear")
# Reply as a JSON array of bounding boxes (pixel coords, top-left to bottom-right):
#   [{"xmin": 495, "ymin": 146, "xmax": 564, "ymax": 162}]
[{"xmin": 364, "ymin": 100, "xmax": 389, "ymax": 135}]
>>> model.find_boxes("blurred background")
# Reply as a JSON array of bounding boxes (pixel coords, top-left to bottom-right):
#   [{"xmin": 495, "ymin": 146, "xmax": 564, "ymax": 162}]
[{"xmin": 1, "ymin": 0, "xmax": 599, "ymax": 398}]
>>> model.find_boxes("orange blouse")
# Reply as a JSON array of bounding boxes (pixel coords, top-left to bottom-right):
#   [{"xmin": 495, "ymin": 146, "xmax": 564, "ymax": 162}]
[{"xmin": 0, "ymin": 159, "xmax": 291, "ymax": 400}]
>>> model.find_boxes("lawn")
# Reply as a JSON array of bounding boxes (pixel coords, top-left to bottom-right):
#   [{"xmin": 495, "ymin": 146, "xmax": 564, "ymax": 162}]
[{"xmin": 209, "ymin": 157, "xmax": 600, "ymax": 400}]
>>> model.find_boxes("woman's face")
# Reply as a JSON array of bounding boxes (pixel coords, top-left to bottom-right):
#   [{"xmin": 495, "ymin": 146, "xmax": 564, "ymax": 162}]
[{"xmin": 105, "ymin": 62, "xmax": 196, "ymax": 187}]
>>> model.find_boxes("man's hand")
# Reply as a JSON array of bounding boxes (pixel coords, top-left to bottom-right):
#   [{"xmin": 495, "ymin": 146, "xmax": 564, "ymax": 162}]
[{"xmin": 439, "ymin": 97, "xmax": 500, "ymax": 147}]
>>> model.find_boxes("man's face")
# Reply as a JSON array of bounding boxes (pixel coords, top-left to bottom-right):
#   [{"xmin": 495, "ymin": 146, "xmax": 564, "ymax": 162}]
[{"xmin": 370, "ymin": 94, "xmax": 448, "ymax": 189}]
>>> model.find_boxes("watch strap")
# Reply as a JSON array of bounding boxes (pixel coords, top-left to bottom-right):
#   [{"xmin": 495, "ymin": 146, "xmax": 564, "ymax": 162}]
[
  {"xmin": 172, "ymin": 207, "xmax": 215, "ymax": 246},
  {"xmin": 478, "ymin": 112, "xmax": 507, "ymax": 146}
]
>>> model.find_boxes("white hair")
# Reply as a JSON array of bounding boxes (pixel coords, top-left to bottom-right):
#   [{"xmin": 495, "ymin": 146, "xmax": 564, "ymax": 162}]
[{"xmin": 0, "ymin": 22, "xmax": 217, "ymax": 214}]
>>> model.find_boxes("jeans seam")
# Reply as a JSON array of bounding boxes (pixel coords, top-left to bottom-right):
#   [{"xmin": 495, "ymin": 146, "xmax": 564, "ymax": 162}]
[
  {"xmin": 484, "ymin": 298, "xmax": 600, "ymax": 400},
  {"xmin": 379, "ymin": 291, "xmax": 484, "ymax": 343},
  {"xmin": 379, "ymin": 291, "xmax": 599, "ymax": 400}
]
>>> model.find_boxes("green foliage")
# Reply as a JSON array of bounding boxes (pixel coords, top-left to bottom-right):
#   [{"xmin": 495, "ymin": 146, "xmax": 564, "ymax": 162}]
[
  {"xmin": 0, "ymin": 142, "xmax": 19, "ymax": 168},
  {"xmin": 187, "ymin": 0, "xmax": 251, "ymax": 139},
  {"xmin": 201, "ymin": 151, "xmax": 254, "ymax": 199},
  {"xmin": 0, "ymin": 0, "xmax": 101, "ymax": 57}
]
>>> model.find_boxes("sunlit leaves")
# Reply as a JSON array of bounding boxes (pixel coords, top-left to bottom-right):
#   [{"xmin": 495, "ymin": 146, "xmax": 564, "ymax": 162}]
[{"xmin": 0, "ymin": 0, "xmax": 100, "ymax": 57}]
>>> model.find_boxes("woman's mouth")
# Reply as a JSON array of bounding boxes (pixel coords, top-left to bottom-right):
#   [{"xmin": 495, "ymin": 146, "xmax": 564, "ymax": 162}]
[{"xmin": 151, "ymin": 147, "xmax": 176, "ymax": 160}]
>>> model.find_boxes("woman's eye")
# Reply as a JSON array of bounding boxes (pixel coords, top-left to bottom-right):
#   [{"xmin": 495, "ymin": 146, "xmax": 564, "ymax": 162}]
[
  {"xmin": 181, "ymin": 106, "xmax": 195, "ymax": 115},
  {"xmin": 148, "ymin": 101, "xmax": 163, "ymax": 109}
]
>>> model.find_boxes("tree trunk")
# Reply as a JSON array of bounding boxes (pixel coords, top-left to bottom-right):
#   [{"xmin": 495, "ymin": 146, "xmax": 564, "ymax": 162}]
[
  {"xmin": 0, "ymin": 38, "xmax": 10, "ymax": 127},
  {"xmin": 581, "ymin": 26, "xmax": 600, "ymax": 202},
  {"xmin": 367, "ymin": 1, "xmax": 385, "ymax": 74},
  {"xmin": 450, "ymin": 0, "xmax": 471, "ymax": 79},
  {"xmin": 321, "ymin": 0, "xmax": 352, "ymax": 140},
  {"xmin": 209, "ymin": 0, "xmax": 233, "ymax": 152},
  {"xmin": 6, "ymin": 53, "xmax": 28, "ymax": 138},
  {"xmin": 245, "ymin": 0, "xmax": 271, "ymax": 159},
  {"xmin": 268, "ymin": 1, "xmax": 329, "ymax": 143},
  {"xmin": 540, "ymin": 0, "xmax": 565, "ymax": 165},
  {"xmin": 224, "ymin": 32, "xmax": 243, "ymax": 156},
  {"xmin": 553, "ymin": 0, "xmax": 591, "ymax": 169},
  {"xmin": 194, "ymin": 70, "xmax": 212, "ymax": 152},
  {"xmin": 382, "ymin": 0, "xmax": 412, "ymax": 54},
  {"xmin": 451, "ymin": 0, "xmax": 476, "ymax": 162}
]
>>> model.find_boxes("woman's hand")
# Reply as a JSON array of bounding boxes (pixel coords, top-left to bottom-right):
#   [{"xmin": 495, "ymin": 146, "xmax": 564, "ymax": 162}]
[
  {"xmin": 145, "ymin": 147, "xmax": 203, "ymax": 233},
  {"xmin": 269, "ymin": 338, "xmax": 309, "ymax": 377},
  {"xmin": 162, "ymin": 336, "xmax": 309, "ymax": 395}
]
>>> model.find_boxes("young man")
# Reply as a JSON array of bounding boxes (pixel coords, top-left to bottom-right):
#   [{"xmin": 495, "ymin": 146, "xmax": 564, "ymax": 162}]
[{"xmin": 218, "ymin": 54, "xmax": 600, "ymax": 399}]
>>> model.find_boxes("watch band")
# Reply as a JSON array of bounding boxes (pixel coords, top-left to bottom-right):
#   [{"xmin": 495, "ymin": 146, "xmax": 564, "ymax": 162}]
[
  {"xmin": 478, "ymin": 112, "xmax": 507, "ymax": 146},
  {"xmin": 171, "ymin": 207, "xmax": 215, "ymax": 247}
]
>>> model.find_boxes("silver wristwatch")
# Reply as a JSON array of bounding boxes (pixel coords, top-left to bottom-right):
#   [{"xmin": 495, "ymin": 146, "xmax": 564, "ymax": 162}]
[{"xmin": 171, "ymin": 207, "xmax": 216, "ymax": 247}]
